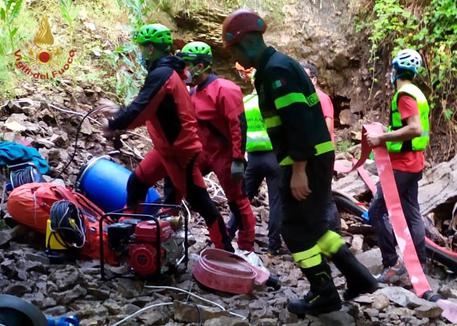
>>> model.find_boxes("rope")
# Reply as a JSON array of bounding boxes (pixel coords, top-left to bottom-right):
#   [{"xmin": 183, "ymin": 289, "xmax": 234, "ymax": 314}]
[
  {"xmin": 9, "ymin": 165, "xmax": 40, "ymax": 189},
  {"xmin": 108, "ymin": 285, "xmax": 248, "ymax": 325},
  {"xmin": 203, "ymin": 172, "xmax": 226, "ymax": 202},
  {"xmin": 46, "ymin": 102, "xmax": 150, "ymax": 141},
  {"xmin": 143, "ymin": 285, "xmax": 247, "ymax": 319},
  {"xmin": 49, "ymin": 200, "xmax": 86, "ymax": 249}
]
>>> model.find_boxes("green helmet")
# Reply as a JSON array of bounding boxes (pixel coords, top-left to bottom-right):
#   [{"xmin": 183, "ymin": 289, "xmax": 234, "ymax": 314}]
[
  {"xmin": 178, "ymin": 41, "xmax": 212, "ymax": 63},
  {"xmin": 133, "ymin": 24, "xmax": 172, "ymax": 48}
]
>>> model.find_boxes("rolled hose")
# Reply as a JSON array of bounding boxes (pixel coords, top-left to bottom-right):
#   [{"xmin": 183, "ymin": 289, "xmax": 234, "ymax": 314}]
[{"xmin": 333, "ymin": 191, "xmax": 457, "ymax": 272}]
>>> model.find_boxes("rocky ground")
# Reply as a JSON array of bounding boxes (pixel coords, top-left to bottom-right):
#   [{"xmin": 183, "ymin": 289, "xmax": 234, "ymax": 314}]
[
  {"xmin": 1, "ymin": 97, "xmax": 457, "ymax": 326},
  {"xmin": 1, "ymin": 230, "xmax": 456, "ymax": 326}
]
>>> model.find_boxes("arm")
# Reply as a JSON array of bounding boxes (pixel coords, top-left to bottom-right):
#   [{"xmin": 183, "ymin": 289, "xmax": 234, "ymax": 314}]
[
  {"xmin": 269, "ymin": 67, "xmax": 325, "ymax": 200},
  {"xmin": 379, "ymin": 115, "xmax": 422, "ymax": 142},
  {"xmin": 291, "ymin": 161, "xmax": 311, "ymax": 200},
  {"xmin": 319, "ymin": 90, "xmax": 335, "ymax": 141},
  {"xmin": 366, "ymin": 95, "xmax": 422, "ymax": 147},
  {"xmin": 325, "ymin": 117, "xmax": 333, "ymax": 137},
  {"xmin": 109, "ymin": 67, "xmax": 171, "ymax": 131}
]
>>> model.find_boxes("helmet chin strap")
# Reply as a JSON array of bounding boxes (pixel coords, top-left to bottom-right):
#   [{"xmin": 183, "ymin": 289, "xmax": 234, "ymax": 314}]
[
  {"xmin": 189, "ymin": 64, "xmax": 211, "ymax": 85},
  {"xmin": 140, "ymin": 46, "xmax": 159, "ymax": 69},
  {"xmin": 391, "ymin": 68, "xmax": 415, "ymax": 87},
  {"xmin": 390, "ymin": 69, "xmax": 398, "ymax": 87}
]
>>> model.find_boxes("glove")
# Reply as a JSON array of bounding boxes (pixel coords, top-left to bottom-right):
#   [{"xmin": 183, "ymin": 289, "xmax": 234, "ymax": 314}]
[{"xmin": 231, "ymin": 160, "xmax": 245, "ymax": 180}]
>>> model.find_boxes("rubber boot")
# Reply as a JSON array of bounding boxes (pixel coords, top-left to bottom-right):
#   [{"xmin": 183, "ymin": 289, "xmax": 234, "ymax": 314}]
[
  {"xmin": 287, "ymin": 262, "xmax": 342, "ymax": 317},
  {"xmin": 331, "ymin": 245, "xmax": 378, "ymax": 300}
]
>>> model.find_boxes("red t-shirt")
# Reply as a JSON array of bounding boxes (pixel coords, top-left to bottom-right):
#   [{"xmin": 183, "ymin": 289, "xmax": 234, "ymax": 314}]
[
  {"xmin": 389, "ymin": 94, "xmax": 425, "ymax": 173},
  {"xmin": 316, "ymin": 87, "xmax": 334, "ymax": 141}
]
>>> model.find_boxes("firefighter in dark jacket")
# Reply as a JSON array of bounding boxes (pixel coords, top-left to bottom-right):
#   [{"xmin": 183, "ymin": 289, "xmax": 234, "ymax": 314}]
[
  {"xmin": 222, "ymin": 10, "xmax": 378, "ymax": 316},
  {"xmin": 97, "ymin": 24, "xmax": 233, "ymax": 252},
  {"xmin": 175, "ymin": 41, "xmax": 256, "ymax": 252}
]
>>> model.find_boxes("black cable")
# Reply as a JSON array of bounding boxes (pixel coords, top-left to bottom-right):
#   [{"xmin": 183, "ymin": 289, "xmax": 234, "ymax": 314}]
[
  {"xmin": 49, "ymin": 200, "xmax": 86, "ymax": 249},
  {"xmin": 56, "ymin": 108, "xmax": 100, "ymax": 179}
]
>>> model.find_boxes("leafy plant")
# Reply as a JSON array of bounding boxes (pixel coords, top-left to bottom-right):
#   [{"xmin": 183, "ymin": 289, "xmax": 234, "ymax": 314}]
[
  {"xmin": 59, "ymin": 0, "xmax": 79, "ymax": 28},
  {"xmin": 0, "ymin": 0, "xmax": 23, "ymax": 54},
  {"xmin": 358, "ymin": 0, "xmax": 457, "ymax": 122},
  {"xmin": 104, "ymin": 42, "xmax": 146, "ymax": 105},
  {"xmin": 116, "ymin": 0, "xmax": 153, "ymax": 28}
]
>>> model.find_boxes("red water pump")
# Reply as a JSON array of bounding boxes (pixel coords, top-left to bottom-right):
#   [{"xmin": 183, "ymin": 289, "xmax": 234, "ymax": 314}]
[
  {"xmin": 128, "ymin": 219, "xmax": 173, "ymax": 277},
  {"xmin": 99, "ymin": 207, "xmax": 188, "ymax": 280}
]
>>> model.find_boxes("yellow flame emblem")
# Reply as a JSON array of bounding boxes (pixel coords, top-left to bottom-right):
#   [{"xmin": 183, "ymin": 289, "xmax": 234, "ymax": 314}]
[{"xmin": 33, "ymin": 16, "xmax": 54, "ymax": 47}]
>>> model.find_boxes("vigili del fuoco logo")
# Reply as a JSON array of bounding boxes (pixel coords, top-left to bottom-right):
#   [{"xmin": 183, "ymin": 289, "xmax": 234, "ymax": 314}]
[{"xmin": 14, "ymin": 16, "xmax": 76, "ymax": 79}]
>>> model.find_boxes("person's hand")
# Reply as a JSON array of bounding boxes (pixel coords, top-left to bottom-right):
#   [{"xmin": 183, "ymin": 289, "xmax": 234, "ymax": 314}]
[
  {"xmin": 365, "ymin": 131, "xmax": 385, "ymax": 148},
  {"xmin": 231, "ymin": 160, "xmax": 245, "ymax": 181},
  {"xmin": 102, "ymin": 119, "xmax": 117, "ymax": 139},
  {"xmin": 96, "ymin": 98, "xmax": 121, "ymax": 117},
  {"xmin": 290, "ymin": 169, "xmax": 311, "ymax": 201}
]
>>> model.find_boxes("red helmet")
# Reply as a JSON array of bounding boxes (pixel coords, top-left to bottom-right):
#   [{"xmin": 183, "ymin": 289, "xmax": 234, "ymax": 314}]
[{"xmin": 222, "ymin": 9, "xmax": 267, "ymax": 47}]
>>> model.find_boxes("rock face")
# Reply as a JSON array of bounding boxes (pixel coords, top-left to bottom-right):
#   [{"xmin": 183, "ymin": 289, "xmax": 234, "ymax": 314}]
[
  {"xmin": 170, "ymin": 0, "xmax": 371, "ymax": 129},
  {"xmin": 269, "ymin": 1, "xmax": 361, "ymax": 103},
  {"xmin": 419, "ymin": 155, "xmax": 457, "ymax": 215}
]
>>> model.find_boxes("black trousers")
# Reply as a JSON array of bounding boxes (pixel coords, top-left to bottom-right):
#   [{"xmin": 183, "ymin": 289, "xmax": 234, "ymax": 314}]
[
  {"xmin": 368, "ymin": 170, "xmax": 426, "ymax": 267},
  {"xmin": 324, "ymin": 197, "xmax": 341, "ymax": 233},
  {"xmin": 280, "ymin": 152, "xmax": 334, "ymax": 253}
]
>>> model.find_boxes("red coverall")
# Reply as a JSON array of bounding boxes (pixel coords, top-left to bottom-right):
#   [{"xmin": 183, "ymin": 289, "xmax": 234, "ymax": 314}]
[
  {"xmin": 109, "ymin": 56, "xmax": 233, "ymax": 251},
  {"xmin": 191, "ymin": 74, "xmax": 256, "ymax": 251}
]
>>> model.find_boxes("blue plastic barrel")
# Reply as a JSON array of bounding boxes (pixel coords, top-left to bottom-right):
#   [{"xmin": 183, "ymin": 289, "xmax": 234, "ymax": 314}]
[{"xmin": 76, "ymin": 156, "xmax": 161, "ymax": 213}]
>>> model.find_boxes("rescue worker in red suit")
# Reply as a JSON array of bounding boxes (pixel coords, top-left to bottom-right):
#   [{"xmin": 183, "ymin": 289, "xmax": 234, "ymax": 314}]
[
  {"xmin": 174, "ymin": 41, "xmax": 256, "ymax": 251},
  {"xmin": 97, "ymin": 24, "xmax": 234, "ymax": 252}
]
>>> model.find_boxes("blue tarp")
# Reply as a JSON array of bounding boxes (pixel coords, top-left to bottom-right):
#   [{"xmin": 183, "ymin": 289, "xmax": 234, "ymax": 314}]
[{"xmin": 0, "ymin": 141, "xmax": 49, "ymax": 174}]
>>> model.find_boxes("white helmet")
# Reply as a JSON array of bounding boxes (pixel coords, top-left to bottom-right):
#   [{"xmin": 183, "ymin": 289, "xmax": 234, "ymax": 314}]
[{"xmin": 392, "ymin": 49, "xmax": 422, "ymax": 75}]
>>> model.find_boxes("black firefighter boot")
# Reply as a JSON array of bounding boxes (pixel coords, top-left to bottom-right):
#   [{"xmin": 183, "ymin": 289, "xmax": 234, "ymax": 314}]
[
  {"xmin": 287, "ymin": 262, "xmax": 342, "ymax": 317},
  {"xmin": 331, "ymin": 245, "xmax": 378, "ymax": 300}
]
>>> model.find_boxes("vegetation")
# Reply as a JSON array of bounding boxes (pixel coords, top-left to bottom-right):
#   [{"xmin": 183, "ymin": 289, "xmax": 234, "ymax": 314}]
[
  {"xmin": 0, "ymin": 0, "xmax": 23, "ymax": 54},
  {"xmin": 357, "ymin": 0, "xmax": 457, "ymax": 123},
  {"xmin": 0, "ymin": 0, "xmax": 24, "ymax": 94},
  {"xmin": 336, "ymin": 139, "xmax": 354, "ymax": 154},
  {"xmin": 0, "ymin": 0, "xmax": 285, "ymax": 102},
  {"xmin": 2, "ymin": 0, "xmax": 453, "ymax": 125},
  {"xmin": 0, "ymin": 0, "xmax": 132, "ymax": 100}
]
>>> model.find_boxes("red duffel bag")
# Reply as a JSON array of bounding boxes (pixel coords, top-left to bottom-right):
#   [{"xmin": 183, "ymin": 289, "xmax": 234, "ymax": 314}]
[{"xmin": 7, "ymin": 182, "xmax": 117, "ymax": 263}]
